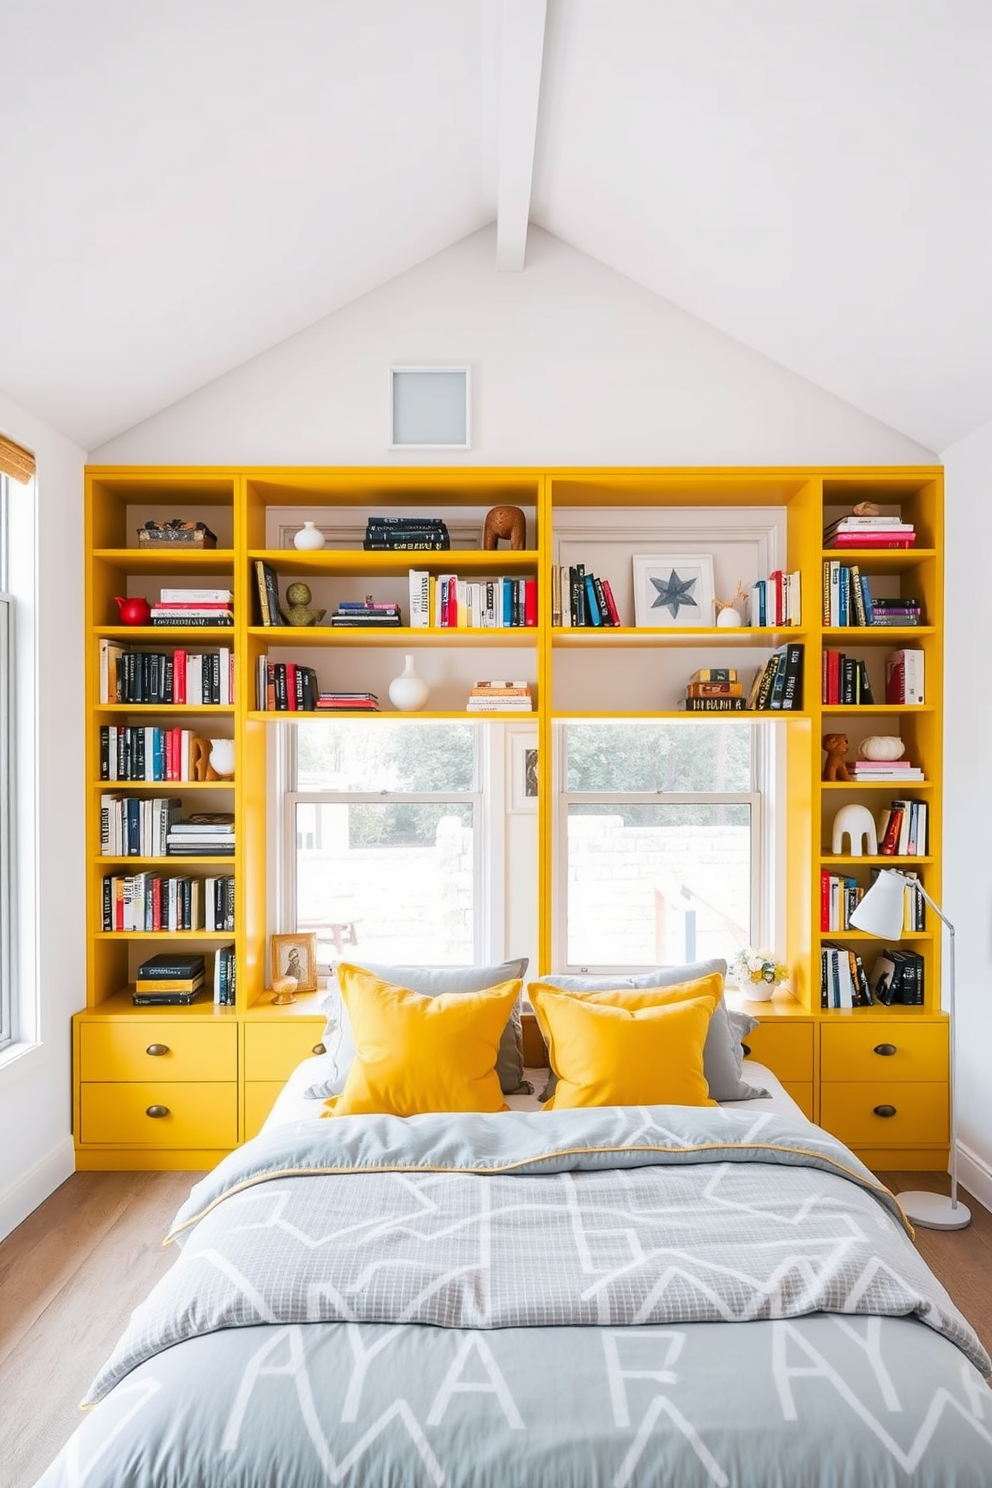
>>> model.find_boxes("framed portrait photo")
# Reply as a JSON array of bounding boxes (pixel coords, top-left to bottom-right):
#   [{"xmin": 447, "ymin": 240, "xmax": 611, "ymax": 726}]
[
  {"xmin": 632, "ymin": 553, "xmax": 716, "ymax": 628},
  {"xmin": 270, "ymin": 932, "xmax": 318, "ymax": 993}
]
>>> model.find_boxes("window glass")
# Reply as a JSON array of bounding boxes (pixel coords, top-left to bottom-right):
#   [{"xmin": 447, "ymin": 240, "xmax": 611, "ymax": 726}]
[
  {"xmin": 560, "ymin": 721, "xmax": 758, "ymax": 971},
  {"xmin": 291, "ymin": 721, "xmax": 479, "ymax": 967},
  {"xmin": 0, "ymin": 475, "xmax": 12, "ymax": 1048}
]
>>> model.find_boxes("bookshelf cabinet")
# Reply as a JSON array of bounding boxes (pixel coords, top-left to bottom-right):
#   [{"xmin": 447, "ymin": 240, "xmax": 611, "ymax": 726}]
[{"xmin": 74, "ymin": 464, "xmax": 946, "ymax": 1171}]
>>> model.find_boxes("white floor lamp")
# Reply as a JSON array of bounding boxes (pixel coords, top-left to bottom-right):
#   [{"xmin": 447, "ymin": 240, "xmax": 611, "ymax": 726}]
[{"xmin": 849, "ymin": 866, "xmax": 970, "ymax": 1230}]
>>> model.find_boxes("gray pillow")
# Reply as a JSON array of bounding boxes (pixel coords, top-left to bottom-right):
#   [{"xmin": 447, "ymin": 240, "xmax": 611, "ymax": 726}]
[
  {"xmin": 307, "ymin": 957, "xmax": 531, "ymax": 1099},
  {"xmin": 533, "ymin": 959, "xmax": 768, "ymax": 1103}
]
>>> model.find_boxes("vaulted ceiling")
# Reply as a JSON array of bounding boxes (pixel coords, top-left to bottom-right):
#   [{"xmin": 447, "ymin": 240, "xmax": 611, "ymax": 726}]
[{"xmin": 1, "ymin": 0, "xmax": 988, "ymax": 453}]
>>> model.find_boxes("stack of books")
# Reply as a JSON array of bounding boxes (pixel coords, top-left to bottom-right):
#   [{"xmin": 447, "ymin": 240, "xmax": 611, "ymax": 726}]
[
  {"xmin": 679, "ymin": 667, "xmax": 746, "ymax": 712},
  {"xmin": 315, "ymin": 691, "xmax": 380, "ymax": 711},
  {"xmin": 363, "ymin": 517, "xmax": 450, "ymax": 550},
  {"xmin": 330, "ymin": 599, "xmax": 402, "ymax": 627},
  {"xmin": 823, "ymin": 514, "xmax": 916, "ymax": 549},
  {"xmin": 870, "ymin": 946, "xmax": 925, "ymax": 1004},
  {"xmin": 870, "ymin": 596, "xmax": 923, "ymax": 626},
  {"xmin": 166, "ymin": 813, "xmax": 235, "ymax": 856},
  {"xmin": 465, "ymin": 681, "xmax": 533, "ymax": 712},
  {"xmin": 848, "ymin": 760, "xmax": 924, "ymax": 783},
  {"xmin": 149, "ymin": 587, "xmax": 233, "ymax": 626},
  {"xmin": 822, "ymin": 651, "xmax": 875, "ymax": 705},
  {"xmin": 133, "ymin": 952, "xmax": 206, "ymax": 1005}
]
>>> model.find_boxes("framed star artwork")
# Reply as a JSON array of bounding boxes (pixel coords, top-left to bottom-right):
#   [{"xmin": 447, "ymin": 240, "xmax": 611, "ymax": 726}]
[{"xmin": 632, "ymin": 553, "xmax": 716, "ymax": 628}]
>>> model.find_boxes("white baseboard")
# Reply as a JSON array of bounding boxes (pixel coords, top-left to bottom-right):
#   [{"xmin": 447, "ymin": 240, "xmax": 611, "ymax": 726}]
[
  {"xmin": 957, "ymin": 1142, "xmax": 992, "ymax": 1218},
  {"xmin": 0, "ymin": 1137, "xmax": 75, "ymax": 1242}
]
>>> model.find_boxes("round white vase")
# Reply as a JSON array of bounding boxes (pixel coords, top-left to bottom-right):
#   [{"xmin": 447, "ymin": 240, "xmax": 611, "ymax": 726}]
[
  {"xmin": 388, "ymin": 654, "xmax": 429, "ymax": 712},
  {"xmin": 716, "ymin": 607, "xmax": 743, "ymax": 627},
  {"xmin": 208, "ymin": 738, "xmax": 235, "ymax": 778},
  {"xmin": 741, "ymin": 980, "xmax": 776, "ymax": 1002},
  {"xmin": 293, "ymin": 521, "xmax": 326, "ymax": 551}
]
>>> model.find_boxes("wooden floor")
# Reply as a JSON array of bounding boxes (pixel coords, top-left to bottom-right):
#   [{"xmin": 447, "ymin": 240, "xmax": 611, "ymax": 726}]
[{"xmin": 0, "ymin": 1168, "xmax": 989, "ymax": 1488}]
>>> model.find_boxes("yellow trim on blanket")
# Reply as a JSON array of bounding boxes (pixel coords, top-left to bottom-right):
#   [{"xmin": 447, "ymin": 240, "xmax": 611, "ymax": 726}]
[{"xmin": 164, "ymin": 1140, "xmax": 909, "ymax": 1245}]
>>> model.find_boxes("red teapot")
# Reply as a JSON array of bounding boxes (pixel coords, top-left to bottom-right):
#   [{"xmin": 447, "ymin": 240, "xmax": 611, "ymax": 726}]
[{"xmin": 114, "ymin": 595, "xmax": 151, "ymax": 626}]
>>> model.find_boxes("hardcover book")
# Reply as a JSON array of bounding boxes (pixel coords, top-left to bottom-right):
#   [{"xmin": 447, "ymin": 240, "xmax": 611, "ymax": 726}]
[{"xmin": 135, "ymin": 952, "xmax": 206, "ymax": 979}]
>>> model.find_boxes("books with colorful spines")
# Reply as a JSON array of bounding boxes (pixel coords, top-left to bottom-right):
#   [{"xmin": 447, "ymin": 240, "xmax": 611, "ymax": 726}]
[
  {"xmin": 330, "ymin": 611, "xmax": 401, "ymax": 625},
  {"xmin": 689, "ymin": 668, "xmax": 738, "ymax": 684},
  {"xmin": 766, "ymin": 647, "xmax": 791, "ymax": 710},
  {"xmin": 135, "ymin": 952, "xmax": 205, "ymax": 979},
  {"xmin": 600, "ymin": 579, "xmax": 622, "ymax": 626},
  {"xmin": 823, "ymin": 516, "xmax": 914, "ymax": 538},
  {"xmin": 159, "ymin": 588, "xmax": 233, "ymax": 604},
  {"xmin": 779, "ymin": 642, "xmax": 805, "ymax": 711},
  {"xmin": 877, "ymin": 805, "xmax": 906, "ymax": 856},
  {"xmin": 746, "ymin": 656, "xmax": 778, "ymax": 710},
  {"xmin": 336, "ymin": 600, "xmax": 402, "ymax": 612},
  {"xmin": 885, "ymin": 648, "xmax": 925, "ymax": 704},
  {"xmin": 679, "ymin": 696, "xmax": 747, "ymax": 712},
  {"xmin": 685, "ymin": 682, "xmax": 745, "ymax": 698}
]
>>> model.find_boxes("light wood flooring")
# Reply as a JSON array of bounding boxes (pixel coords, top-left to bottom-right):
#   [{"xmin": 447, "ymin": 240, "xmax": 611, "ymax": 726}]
[{"xmin": 0, "ymin": 1168, "xmax": 989, "ymax": 1488}]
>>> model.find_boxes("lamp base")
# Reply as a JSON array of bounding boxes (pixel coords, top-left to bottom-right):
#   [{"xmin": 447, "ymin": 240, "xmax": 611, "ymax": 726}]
[{"xmin": 897, "ymin": 1189, "xmax": 971, "ymax": 1231}]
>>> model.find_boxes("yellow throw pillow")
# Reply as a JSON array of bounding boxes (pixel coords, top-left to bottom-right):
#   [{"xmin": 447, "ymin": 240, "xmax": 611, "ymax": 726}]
[
  {"xmin": 528, "ymin": 982, "xmax": 718, "ymax": 1110},
  {"xmin": 529, "ymin": 972, "xmax": 724, "ymax": 1089},
  {"xmin": 325, "ymin": 963, "xmax": 521, "ymax": 1117}
]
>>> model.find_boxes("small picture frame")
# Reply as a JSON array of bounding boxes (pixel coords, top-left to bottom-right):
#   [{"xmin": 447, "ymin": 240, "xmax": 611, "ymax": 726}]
[
  {"xmin": 270, "ymin": 932, "xmax": 318, "ymax": 993},
  {"xmin": 632, "ymin": 553, "xmax": 716, "ymax": 628}
]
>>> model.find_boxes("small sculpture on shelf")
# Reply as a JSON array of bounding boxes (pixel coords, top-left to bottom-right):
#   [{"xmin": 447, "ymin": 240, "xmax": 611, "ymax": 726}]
[
  {"xmin": 715, "ymin": 579, "xmax": 749, "ymax": 628},
  {"xmin": 852, "ymin": 500, "xmax": 880, "ymax": 517},
  {"xmin": 280, "ymin": 581, "xmax": 326, "ymax": 627},
  {"xmin": 114, "ymin": 596, "xmax": 151, "ymax": 626},
  {"xmin": 831, "ymin": 802, "xmax": 878, "ymax": 856},
  {"xmin": 271, "ymin": 975, "xmax": 298, "ymax": 1006},
  {"xmin": 822, "ymin": 732, "xmax": 851, "ymax": 782},
  {"xmin": 482, "ymin": 505, "xmax": 526, "ymax": 550},
  {"xmin": 859, "ymin": 735, "xmax": 905, "ymax": 761},
  {"xmin": 190, "ymin": 737, "xmax": 222, "ymax": 781}
]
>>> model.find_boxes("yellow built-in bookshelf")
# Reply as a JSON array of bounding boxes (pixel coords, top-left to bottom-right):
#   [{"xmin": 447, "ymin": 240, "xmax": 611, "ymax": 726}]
[{"xmin": 75, "ymin": 465, "xmax": 947, "ymax": 1170}]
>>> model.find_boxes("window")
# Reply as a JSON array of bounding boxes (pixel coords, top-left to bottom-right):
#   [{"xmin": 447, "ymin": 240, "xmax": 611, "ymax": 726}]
[
  {"xmin": 555, "ymin": 720, "xmax": 764, "ymax": 972},
  {"xmin": 0, "ymin": 476, "xmax": 12, "ymax": 1049},
  {"xmin": 285, "ymin": 720, "xmax": 486, "ymax": 968}
]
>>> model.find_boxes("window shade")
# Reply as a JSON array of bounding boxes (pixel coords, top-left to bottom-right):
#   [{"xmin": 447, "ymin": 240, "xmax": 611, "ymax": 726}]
[{"xmin": 0, "ymin": 436, "xmax": 35, "ymax": 485}]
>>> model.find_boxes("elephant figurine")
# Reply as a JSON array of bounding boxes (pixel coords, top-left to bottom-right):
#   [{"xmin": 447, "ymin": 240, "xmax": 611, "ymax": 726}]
[{"xmin": 482, "ymin": 505, "xmax": 526, "ymax": 550}]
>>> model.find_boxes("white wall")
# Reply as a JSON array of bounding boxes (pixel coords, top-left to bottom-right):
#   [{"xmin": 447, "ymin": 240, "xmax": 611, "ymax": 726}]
[
  {"xmin": 93, "ymin": 226, "xmax": 934, "ymax": 467},
  {"xmin": 939, "ymin": 418, "xmax": 992, "ymax": 1214},
  {"xmin": 0, "ymin": 390, "xmax": 85, "ymax": 1240}
]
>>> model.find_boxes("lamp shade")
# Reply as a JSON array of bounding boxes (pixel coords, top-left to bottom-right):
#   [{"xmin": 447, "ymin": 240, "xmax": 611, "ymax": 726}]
[{"xmin": 849, "ymin": 868, "xmax": 907, "ymax": 939}]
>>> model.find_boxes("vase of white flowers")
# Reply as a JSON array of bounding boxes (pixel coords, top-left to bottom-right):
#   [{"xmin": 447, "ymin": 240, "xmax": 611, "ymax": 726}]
[{"xmin": 731, "ymin": 948, "xmax": 789, "ymax": 1001}]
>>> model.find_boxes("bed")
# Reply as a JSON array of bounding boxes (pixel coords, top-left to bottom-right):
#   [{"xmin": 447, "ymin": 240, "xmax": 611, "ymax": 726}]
[{"xmin": 32, "ymin": 962, "xmax": 992, "ymax": 1488}]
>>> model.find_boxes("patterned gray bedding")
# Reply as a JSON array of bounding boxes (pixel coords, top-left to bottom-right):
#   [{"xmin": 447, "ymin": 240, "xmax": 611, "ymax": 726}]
[{"xmin": 33, "ymin": 1105, "xmax": 992, "ymax": 1487}]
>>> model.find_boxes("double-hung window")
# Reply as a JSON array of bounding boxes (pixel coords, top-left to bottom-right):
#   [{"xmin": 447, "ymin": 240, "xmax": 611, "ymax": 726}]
[
  {"xmin": 555, "ymin": 719, "xmax": 766, "ymax": 972},
  {"xmin": 284, "ymin": 719, "xmax": 486, "ymax": 969}
]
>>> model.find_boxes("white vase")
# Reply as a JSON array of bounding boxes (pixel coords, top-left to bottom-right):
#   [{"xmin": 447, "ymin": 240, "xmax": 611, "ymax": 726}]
[
  {"xmin": 208, "ymin": 738, "xmax": 235, "ymax": 779},
  {"xmin": 293, "ymin": 521, "xmax": 326, "ymax": 551},
  {"xmin": 741, "ymin": 979, "xmax": 776, "ymax": 1002},
  {"xmin": 716, "ymin": 607, "xmax": 743, "ymax": 627},
  {"xmin": 388, "ymin": 654, "xmax": 429, "ymax": 712}
]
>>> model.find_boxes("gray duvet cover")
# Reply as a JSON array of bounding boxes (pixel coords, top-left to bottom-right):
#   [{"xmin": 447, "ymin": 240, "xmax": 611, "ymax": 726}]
[{"xmin": 34, "ymin": 1105, "xmax": 992, "ymax": 1487}]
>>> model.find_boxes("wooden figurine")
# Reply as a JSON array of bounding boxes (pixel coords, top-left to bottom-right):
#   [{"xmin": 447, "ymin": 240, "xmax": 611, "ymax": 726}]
[
  {"xmin": 482, "ymin": 505, "xmax": 526, "ymax": 550},
  {"xmin": 190, "ymin": 736, "xmax": 220, "ymax": 782},
  {"xmin": 822, "ymin": 732, "xmax": 851, "ymax": 782}
]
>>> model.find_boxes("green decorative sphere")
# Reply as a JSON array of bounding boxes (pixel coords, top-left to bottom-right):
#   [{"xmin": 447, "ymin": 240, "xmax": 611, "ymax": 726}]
[{"xmin": 286, "ymin": 581, "xmax": 312, "ymax": 605}]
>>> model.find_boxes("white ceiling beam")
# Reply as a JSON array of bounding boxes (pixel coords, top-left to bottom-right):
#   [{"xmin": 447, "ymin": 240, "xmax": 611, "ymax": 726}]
[{"xmin": 496, "ymin": 0, "xmax": 547, "ymax": 272}]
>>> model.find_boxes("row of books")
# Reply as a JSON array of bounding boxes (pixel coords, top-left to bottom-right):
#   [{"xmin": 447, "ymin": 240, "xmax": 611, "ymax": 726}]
[
  {"xmin": 132, "ymin": 950, "xmax": 236, "ymax": 1007},
  {"xmin": 820, "ymin": 867, "xmax": 925, "ymax": 932},
  {"xmin": 253, "ymin": 560, "xmax": 287, "ymax": 625},
  {"xmin": 99, "ymin": 799, "xmax": 235, "ymax": 858},
  {"xmin": 549, "ymin": 565, "xmax": 620, "ymax": 627},
  {"xmin": 102, "ymin": 873, "xmax": 235, "ymax": 933},
  {"xmin": 820, "ymin": 942, "xmax": 875, "ymax": 1007},
  {"xmin": 255, "ymin": 658, "xmax": 320, "ymax": 711},
  {"xmin": 746, "ymin": 569, "xmax": 802, "ymax": 628},
  {"xmin": 99, "ymin": 642, "xmax": 235, "ymax": 705},
  {"xmin": 821, "ymin": 561, "xmax": 922, "ymax": 627},
  {"xmin": 363, "ymin": 517, "xmax": 450, "ymax": 551},
  {"xmin": 870, "ymin": 947, "xmax": 926, "ymax": 1005},
  {"xmin": 465, "ymin": 681, "xmax": 533, "ymax": 713},
  {"xmin": 822, "ymin": 651, "xmax": 874, "ymax": 705},
  {"xmin": 409, "ymin": 572, "xmax": 537, "ymax": 628},
  {"xmin": 823, "ymin": 514, "xmax": 916, "ymax": 550},
  {"xmin": 847, "ymin": 761, "xmax": 924, "ymax": 783},
  {"xmin": 148, "ymin": 586, "xmax": 234, "ymax": 627},
  {"xmin": 878, "ymin": 799, "xmax": 928, "ymax": 856},
  {"xmin": 100, "ymin": 727, "xmax": 211, "ymax": 783}
]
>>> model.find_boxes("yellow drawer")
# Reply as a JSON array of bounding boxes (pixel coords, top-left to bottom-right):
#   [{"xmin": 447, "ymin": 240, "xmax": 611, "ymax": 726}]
[
  {"xmin": 741, "ymin": 1021, "xmax": 814, "ymax": 1082},
  {"xmin": 244, "ymin": 1081, "xmax": 290, "ymax": 1142},
  {"xmin": 80, "ymin": 1081, "xmax": 238, "ymax": 1147},
  {"xmin": 819, "ymin": 1081, "xmax": 948, "ymax": 1147},
  {"xmin": 244, "ymin": 1021, "xmax": 327, "ymax": 1082},
  {"xmin": 79, "ymin": 1020, "xmax": 237, "ymax": 1082},
  {"xmin": 820, "ymin": 1021, "xmax": 947, "ymax": 1082}
]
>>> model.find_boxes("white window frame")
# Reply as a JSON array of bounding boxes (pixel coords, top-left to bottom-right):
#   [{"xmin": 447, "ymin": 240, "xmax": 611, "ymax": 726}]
[
  {"xmin": 279, "ymin": 721, "xmax": 499, "ymax": 972},
  {"xmin": 0, "ymin": 476, "xmax": 13, "ymax": 1050},
  {"xmin": 552, "ymin": 720, "xmax": 774, "ymax": 974}
]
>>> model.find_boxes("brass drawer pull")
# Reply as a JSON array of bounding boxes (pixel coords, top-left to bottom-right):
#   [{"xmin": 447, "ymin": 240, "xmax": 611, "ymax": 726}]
[
  {"xmin": 873, "ymin": 1104, "xmax": 897, "ymax": 1118},
  {"xmin": 312, "ymin": 1042, "xmax": 326, "ymax": 1056},
  {"xmin": 740, "ymin": 1042, "xmax": 752, "ymax": 1057},
  {"xmin": 873, "ymin": 1043, "xmax": 897, "ymax": 1056},
  {"xmin": 146, "ymin": 1044, "xmax": 170, "ymax": 1057},
  {"xmin": 145, "ymin": 1105, "xmax": 170, "ymax": 1119}
]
